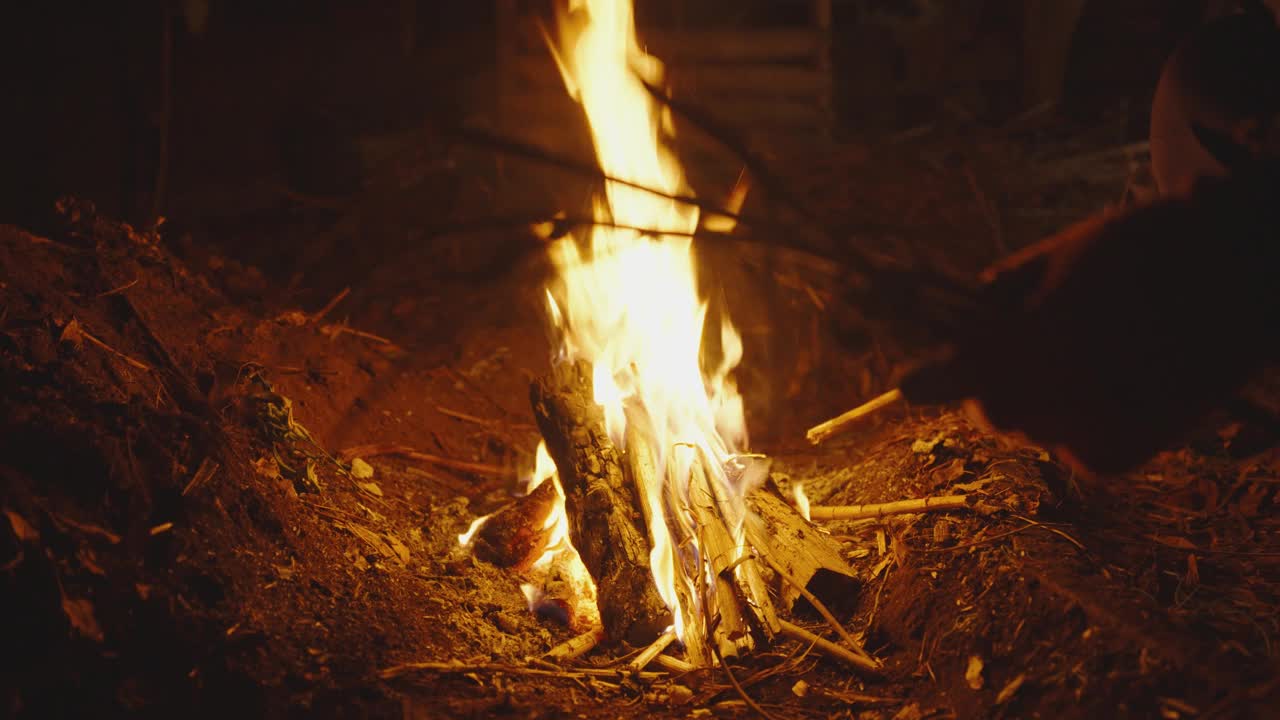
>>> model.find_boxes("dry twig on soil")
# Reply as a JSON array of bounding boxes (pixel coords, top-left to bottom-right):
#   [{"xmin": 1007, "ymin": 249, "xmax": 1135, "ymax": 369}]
[
  {"xmin": 809, "ymin": 494, "xmax": 972, "ymax": 521},
  {"xmin": 806, "ymin": 389, "xmax": 904, "ymax": 444}
]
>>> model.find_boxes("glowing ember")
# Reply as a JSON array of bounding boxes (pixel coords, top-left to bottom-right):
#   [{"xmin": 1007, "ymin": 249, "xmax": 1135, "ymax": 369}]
[{"xmin": 541, "ymin": 0, "xmax": 765, "ymax": 656}]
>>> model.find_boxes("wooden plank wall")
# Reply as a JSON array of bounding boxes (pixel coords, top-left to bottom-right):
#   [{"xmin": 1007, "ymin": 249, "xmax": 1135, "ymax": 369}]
[{"xmin": 494, "ymin": 0, "xmax": 835, "ymax": 161}]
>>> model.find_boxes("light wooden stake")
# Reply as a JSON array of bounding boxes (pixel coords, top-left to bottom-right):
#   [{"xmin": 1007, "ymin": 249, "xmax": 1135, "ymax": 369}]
[
  {"xmin": 805, "ymin": 389, "xmax": 904, "ymax": 445},
  {"xmin": 808, "ymin": 494, "xmax": 972, "ymax": 521}
]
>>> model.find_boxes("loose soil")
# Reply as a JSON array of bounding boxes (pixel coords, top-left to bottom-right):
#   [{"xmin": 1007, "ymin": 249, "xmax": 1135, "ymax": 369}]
[{"xmin": 3, "ymin": 125, "xmax": 1278, "ymax": 719}]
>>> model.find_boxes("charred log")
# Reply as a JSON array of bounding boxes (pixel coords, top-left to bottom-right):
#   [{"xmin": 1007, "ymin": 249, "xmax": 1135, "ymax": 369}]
[{"xmin": 530, "ymin": 360, "xmax": 671, "ymax": 645}]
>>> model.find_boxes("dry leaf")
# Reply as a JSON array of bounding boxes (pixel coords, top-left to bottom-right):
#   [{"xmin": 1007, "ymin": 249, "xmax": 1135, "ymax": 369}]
[
  {"xmin": 4, "ymin": 509, "xmax": 39, "ymax": 542},
  {"xmin": 357, "ymin": 481, "xmax": 383, "ymax": 498},
  {"xmin": 61, "ymin": 592, "xmax": 104, "ymax": 642}
]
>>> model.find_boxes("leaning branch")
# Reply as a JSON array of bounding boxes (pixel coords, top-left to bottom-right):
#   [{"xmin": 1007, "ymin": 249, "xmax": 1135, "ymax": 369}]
[{"xmin": 806, "ymin": 388, "xmax": 903, "ymax": 444}]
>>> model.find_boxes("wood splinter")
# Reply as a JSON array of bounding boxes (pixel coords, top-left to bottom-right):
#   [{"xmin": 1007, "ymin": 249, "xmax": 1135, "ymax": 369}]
[
  {"xmin": 806, "ymin": 388, "xmax": 903, "ymax": 445},
  {"xmin": 808, "ymin": 495, "xmax": 972, "ymax": 521}
]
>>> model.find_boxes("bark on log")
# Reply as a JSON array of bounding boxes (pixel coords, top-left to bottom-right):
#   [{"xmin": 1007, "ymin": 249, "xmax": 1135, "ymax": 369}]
[
  {"xmin": 530, "ymin": 361, "xmax": 671, "ymax": 645},
  {"xmin": 745, "ymin": 481, "xmax": 859, "ymax": 611}
]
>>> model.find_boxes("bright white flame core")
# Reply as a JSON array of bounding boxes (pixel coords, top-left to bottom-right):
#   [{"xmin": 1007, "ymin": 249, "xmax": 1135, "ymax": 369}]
[
  {"xmin": 793, "ymin": 482, "xmax": 811, "ymax": 522},
  {"xmin": 546, "ymin": 0, "xmax": 757, "ymax": 645}
]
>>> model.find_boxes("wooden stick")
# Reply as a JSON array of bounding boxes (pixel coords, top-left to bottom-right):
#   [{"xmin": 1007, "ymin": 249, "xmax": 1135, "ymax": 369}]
[
  {"xmin": 629, "ymin": 629, "xmax": 677, "ymax": 672},
  {"xmin": 806, "ymin": 389, "xmax": 903, "ymax": 444},
  {"xmin": 778, "ymin": 620, "xmax": 881, "ymax": 675},
  {"xmin": 544, "ymin": 628, "xmax": 603, "ymax": 662},
  {"xmin": 531, "ymin": 361, "xmax": 672, "ymax": 645},
  {"xmin": 808, "ymin": 494, "xmax": 971, "ymax": 521}
]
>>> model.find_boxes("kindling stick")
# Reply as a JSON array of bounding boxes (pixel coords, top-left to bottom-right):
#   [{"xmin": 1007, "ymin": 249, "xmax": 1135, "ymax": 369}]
[
  {"xmin": 808, "ymin": 495, "xmax": 972, "ymax": 521},
  {"xmin": 805, "ymin": 389, "xmax": 904, "ymax": 445}
]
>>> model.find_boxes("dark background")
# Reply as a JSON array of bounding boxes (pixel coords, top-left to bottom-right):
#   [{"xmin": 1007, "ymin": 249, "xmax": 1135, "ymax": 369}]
[{"xmin": 0, "ymin": 0, "xmax": 1217, "ymax": 233}]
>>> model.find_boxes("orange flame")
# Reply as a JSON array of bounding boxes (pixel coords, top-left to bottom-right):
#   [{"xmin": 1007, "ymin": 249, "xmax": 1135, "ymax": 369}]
[{"xmin": 543, "ymin": 0, "xmax": 762, "ymax": 652}]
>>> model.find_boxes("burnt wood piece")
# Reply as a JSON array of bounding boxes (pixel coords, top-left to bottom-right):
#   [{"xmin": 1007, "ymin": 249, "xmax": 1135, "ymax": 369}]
[
  {"xmin": 745, "ymin": 481, "xmax": 859, "ymax": 612},
  {"xmin": 472, "ymin": 478, "xmax": 558, "ymax": 571},
  {"xmin": 530, "ymin": 361, "xmax": 671, "ymax": 645}
]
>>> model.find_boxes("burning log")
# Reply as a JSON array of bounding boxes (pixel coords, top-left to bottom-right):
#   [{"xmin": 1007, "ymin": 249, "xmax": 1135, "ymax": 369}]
[{"xmin": 530, "ymin": 360, "xmax": 672, "ymax": 645}]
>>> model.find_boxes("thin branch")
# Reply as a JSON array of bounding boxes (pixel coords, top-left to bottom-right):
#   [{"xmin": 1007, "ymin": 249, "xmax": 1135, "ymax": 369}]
[
  {"xmin": 634, "ymin": 74, "xmax": 837, "ymax": 253},
  {"xmin": 778, "ymin": 620, "xmax": 882, "ymax": 675},
  {"xmin": 444, "ymin": 125, "xmax": 746, "ymax": 226},
  {"xmin": 809, "ymin": 494, "xmax": 972, "ymax": 522},
  {"xmin": 712, "ymin": 639, "xmax": 779, "ymax": 720},
  {"xmin": 312, "ymin": 287, "xmax": 350, "ymax": 324}
]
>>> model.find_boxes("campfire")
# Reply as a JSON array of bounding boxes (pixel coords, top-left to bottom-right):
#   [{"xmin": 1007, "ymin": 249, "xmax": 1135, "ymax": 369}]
[{"xmin": 456, "ymin": 0, "xmax": 881, "ymax": 672}]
